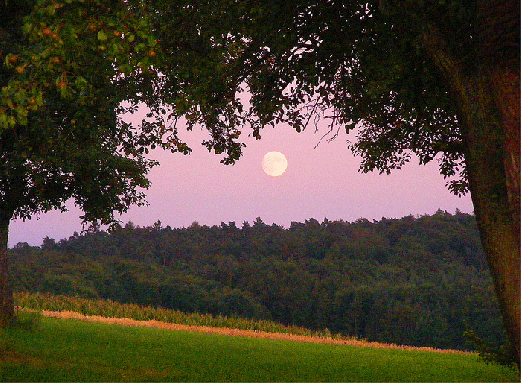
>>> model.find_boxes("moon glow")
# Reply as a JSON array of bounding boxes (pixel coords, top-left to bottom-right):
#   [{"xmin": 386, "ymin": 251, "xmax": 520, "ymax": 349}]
[{"xmin": 262, "ymin": 152, "xmax": 288, "ymax": 177}]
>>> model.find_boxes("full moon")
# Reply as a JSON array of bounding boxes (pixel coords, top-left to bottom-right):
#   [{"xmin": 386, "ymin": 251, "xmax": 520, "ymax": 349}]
[{"xmin": 262, "ymin": 151, "xmax": 288, "ymax": 177}]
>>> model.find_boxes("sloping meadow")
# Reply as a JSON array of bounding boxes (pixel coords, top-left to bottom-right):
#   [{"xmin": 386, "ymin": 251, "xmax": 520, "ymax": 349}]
[{"xmin": 2, "ymin": 303, "xmax": 519, "ymax": 382}]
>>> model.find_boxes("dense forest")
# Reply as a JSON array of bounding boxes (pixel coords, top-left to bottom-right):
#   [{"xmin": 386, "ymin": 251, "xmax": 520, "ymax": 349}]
[{"xmin": 9, "ymin": 210, "xmax": 506, "ymax": 350}]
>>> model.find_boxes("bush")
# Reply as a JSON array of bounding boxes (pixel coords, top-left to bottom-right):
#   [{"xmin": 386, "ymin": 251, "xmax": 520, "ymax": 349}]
[{"xmin": 464, "ymin": 329, "xmax": 519, "ymax": 371}]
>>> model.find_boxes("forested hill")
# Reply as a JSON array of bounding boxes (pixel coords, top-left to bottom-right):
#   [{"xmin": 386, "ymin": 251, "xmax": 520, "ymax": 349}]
[{"xmin": 10, "ymin": 210, "xmax": 506, "ymax": 350}]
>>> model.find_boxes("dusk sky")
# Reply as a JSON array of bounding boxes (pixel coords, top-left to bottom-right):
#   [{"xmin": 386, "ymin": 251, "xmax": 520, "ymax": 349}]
[{"xmin": 9, "ymin": 114, "xmax": 474, "ymax": 247}]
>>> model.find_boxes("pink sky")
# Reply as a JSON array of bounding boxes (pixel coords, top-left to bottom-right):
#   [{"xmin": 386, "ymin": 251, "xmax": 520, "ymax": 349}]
[{"xmin": 8, "ymin": 119, "xmax": 474, "ymax": 247}]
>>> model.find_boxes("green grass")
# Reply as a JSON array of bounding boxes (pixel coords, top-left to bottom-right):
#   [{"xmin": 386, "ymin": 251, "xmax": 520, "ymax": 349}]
[{"xmin": 1, "ymin": 315, "xmax": 518, "ymax": 382}]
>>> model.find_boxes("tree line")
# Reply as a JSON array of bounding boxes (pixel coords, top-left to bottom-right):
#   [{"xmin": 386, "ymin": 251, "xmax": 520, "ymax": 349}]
[{"xmin": 10, "ymin": 210, "xmax": 506, "ymax": 351}]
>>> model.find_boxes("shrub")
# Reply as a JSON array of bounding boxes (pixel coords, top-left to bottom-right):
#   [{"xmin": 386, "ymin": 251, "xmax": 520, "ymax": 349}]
[{"xmin": 464, "ymin": 329, "xmax": 519, "ymax": 371}]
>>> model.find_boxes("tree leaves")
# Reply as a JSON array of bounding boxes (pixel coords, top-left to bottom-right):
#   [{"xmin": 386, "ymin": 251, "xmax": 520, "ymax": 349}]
[
  {"xmin": 140, "ymin": 0, "xmax": 472, "ymax": 188},
  {"xmin": 0, "ymin": 0, "xmax": 172, "ymax": 226}
]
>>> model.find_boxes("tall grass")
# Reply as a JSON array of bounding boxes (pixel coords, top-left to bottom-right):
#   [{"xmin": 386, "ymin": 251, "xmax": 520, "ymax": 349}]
[{"xmin": 14, "ymin": 291, "xmax": 340, "ymax": 339}]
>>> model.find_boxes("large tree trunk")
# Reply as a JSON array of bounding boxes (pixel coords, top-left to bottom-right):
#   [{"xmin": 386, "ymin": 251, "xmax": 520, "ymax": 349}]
[
  {"xmin": 467, "ymin": 0, "xmax": 520, "ymax": 363},
  {"xmin": 422, "ymin": 0, "xmax": 520, "ymax": 363},
  {"xmin": 0, "ymin": 216, "xmax": 14, "ymax": 327},
  {"xmin": 463, "ymin": 72, "xmax": 520, "ymax": 363}
]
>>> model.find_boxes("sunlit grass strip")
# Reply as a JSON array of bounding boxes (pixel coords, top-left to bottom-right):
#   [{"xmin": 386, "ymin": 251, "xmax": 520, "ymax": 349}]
[{"xmin": 14, "ymin": 291, "xmax": 341, "ymax": 339}]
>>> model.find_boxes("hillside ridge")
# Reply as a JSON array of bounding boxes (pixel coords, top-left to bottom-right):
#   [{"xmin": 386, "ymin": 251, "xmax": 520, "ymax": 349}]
[{"xmin": 10, "ymin": 211, "xmax": 506, "ymax": 351}]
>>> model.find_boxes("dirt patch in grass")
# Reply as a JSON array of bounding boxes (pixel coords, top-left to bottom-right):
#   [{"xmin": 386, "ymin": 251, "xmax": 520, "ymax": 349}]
[{"xmin": 39, "ymin": 310, "xmax": 470, "ymax": 355}]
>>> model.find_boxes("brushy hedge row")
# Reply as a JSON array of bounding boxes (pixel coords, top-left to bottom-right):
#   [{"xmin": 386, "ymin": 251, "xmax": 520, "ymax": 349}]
[{"xmin": 14, "ymin": 291, "xmax": 343, "ymax": 339}]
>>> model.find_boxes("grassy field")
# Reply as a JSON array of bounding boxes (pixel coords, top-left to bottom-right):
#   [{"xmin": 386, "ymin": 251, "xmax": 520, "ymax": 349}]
[{"xmin": 1, "ymin": 313, "xmax": 518, "ymax": 382}]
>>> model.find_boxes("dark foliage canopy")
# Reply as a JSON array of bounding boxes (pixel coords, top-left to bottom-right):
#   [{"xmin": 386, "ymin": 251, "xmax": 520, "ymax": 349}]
[
  {"xmin": 1, "ymin": 0, "xmax": 175, "ymax": 224},
  {"xmin": 140, "ymin": 0, "xmax": 482, "ymax": 194}
]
